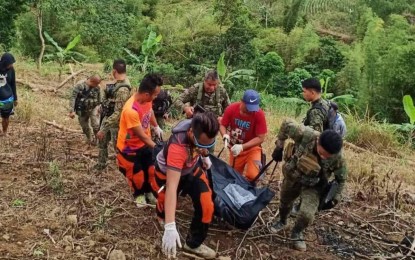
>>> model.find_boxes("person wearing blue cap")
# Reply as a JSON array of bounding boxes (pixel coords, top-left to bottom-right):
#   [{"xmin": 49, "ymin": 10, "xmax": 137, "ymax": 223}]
[{"xmin": 219, "ymin": 89, "xmax": 268, "ymax": 182}]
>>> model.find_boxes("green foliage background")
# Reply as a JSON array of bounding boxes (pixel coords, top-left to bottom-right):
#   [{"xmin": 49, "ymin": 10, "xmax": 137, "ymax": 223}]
[{"xmin": 3, "ymin": 0, "xmax": 415, "ymax": 124}]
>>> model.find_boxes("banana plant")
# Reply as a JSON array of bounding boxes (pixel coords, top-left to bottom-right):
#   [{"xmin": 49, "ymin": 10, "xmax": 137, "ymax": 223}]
[
  {"xmin": 217, "ymin": 52, "xmax": 256, "ymax": 98},
  {"xmin": 124, "ymin": 28, "xmax": 162, "ymax": 73},
  {"xmin": 399, "ymin": 95, "xmax": 415, "ymax": 146},
  {"xmin": 43, "ymin": 32, "xmax": 86, "ymax": 79},
  {"xmin": 403, "ymin": 95, "xmax": 415, "ymax": 125},
  {"xmin": 320, "ymin": 77, "xmax": 356, "ymax": 105}
]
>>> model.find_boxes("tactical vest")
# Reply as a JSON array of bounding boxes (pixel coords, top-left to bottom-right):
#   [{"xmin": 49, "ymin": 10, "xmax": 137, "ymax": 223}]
[
  {"xmin": 102, "ymin": 82, "xmax": 131, "ymax": 117},
  {"xmin": 303, "ymin": 99, "xmax": 331, "ymax": 131},
  {"xmin": 195, "ymin": 83, "xmax": 223, "ymax": 116},
  {"xmin": 283, "ymin": 128, "xmax": 321, "ymax": 186},
  {"xmin": 75, "ymin": 85, "xmax": 99, "ymax": 112}
]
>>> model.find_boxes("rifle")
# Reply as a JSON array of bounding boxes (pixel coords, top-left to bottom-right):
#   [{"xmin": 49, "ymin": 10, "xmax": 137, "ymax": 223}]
[
  {"xmin": 193, "ymin": 104, "xmax": 206, "ymax": 114},
  {"xmin": 319, "ymin": 181, "xmax": 339, "ymax": 210}
]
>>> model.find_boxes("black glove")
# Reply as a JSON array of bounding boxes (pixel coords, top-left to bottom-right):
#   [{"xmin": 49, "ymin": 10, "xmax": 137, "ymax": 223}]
[{"xmin": 272, "ymin": 146, "xmax": 283, "ymax": 162}]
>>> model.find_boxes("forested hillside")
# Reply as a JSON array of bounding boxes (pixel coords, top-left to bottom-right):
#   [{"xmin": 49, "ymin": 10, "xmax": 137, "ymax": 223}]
[
  {"xmin": 2, "ymin": 0, "xmax": 415, "ymax": 125},
  {"xmin": 1, "ymin": 1, "xmax": 415, "ymax": 259}
]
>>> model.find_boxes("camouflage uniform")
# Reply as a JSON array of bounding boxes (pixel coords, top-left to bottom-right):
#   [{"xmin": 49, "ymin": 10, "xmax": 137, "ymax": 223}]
[
  {"xmin": 303, "ymin": 98, "xmax": 330, "ymax": 132},
  {"xmin": 176, "ymin": 83, "xmax": 230, "ymax": 153},
  {"xmin": 96, "ymin": 79, "xmax": 131, "ymax": 169},
  {"xmin": 69, "ymin": 80, "xmax": 101, "ymax": 142},
  {"xmin": 276, "ymin": 119, "xmax": 347, "ymax": 234},
  {"xmin": 175, "ymin": 83, "xmax": 230, "ymax": 117}
]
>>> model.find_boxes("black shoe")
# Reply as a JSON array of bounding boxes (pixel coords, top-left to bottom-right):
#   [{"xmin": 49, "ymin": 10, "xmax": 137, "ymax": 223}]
[{"xmin": 270, "ymin": 220, "xmax": 287, "ymax": 233}]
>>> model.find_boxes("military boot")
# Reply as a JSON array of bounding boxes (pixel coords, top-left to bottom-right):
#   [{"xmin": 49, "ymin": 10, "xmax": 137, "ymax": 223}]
[
  {"xmin": 270, "ymin": 206, "xmax": 290, "ymax": 233},
  {"xmin": 291, "ymin": 229, "xmax": 306, "ymax": 251},
  {"xmin": 270, "ymin": 220, "xmax": 287, "ymax": 233}
]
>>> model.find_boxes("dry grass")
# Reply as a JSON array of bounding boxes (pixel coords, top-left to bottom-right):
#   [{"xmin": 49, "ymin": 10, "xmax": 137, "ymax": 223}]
[
  {"xmin": 344, "ymin": 112, "xmax": 405, "ymax": 156},
  {"xmin": 1, "ymin": 61, "xmax": 414, "ymax": 259}
]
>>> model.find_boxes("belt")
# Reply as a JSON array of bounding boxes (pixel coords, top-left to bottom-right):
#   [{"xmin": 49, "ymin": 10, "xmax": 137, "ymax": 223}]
[{"xmin": 0, "ymin": 96, "xmax": 14, "ymax": 104}]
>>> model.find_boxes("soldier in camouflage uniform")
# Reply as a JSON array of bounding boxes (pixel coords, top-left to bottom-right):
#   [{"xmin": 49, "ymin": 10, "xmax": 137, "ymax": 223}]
[
  {"xmin": 292, "ymin": 78, "xmax": 333, "ymax": 214},
  {"xmin": 302, "ymin": 78, "xmax": 331, "ymax": 132},
  {"xmin": 176, "ymin": 70, "xmax": 230, "ymax": 153},
  {"xmin": 175, "ymin": 70, "xmax": 230, "ymax": 119},
  {"xmin": 95, "ymin": 59, "xmax": 131, "ymax": 171},
  {"xmin": 68, "ymin": 75, "xmax": 102, "ymax": 144},
  {"xmin": 270, "ymin": 119, "xmax": 347, "ymax": 251}
]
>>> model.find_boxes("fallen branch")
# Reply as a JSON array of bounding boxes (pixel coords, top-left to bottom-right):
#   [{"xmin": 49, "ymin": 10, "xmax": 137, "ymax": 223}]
[
  {"xmin": 43, "ymin": 229, "xmax": 56, "ymax": 244},
  {"xmin": 252, "ymin": 241, "xmax": 263, "ymax": 260},
  {"xmin": 16, "ymin": 79, "xmax": 38, "ymax": 91},
  {"xmin": 43, "ymin": 120, "xmax": 82, "ymax": 134},
  {"xmin": 55, "ymin": 69, "xmax": 86, "ymax": 90}
]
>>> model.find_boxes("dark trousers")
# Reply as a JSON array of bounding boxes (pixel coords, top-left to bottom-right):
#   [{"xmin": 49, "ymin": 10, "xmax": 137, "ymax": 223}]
[
  {"xmin": 116, "ymin": 147, "xmax": 154, "ymax": 197},
  {"xmin": 151, "ymin": 166, "xmax": 214, "ymax": 248}
]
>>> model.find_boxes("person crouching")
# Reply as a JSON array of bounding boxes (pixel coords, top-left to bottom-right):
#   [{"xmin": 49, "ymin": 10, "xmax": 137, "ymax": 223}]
[{"xmin": 151, "ymin": 112, "xmax": 219, "ymax": 259}]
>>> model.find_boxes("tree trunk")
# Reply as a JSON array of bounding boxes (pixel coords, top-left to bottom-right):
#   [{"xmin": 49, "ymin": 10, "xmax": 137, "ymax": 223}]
[{"xmin": 37, "ymin": 1, "xmax": 45, "ymax": 71}]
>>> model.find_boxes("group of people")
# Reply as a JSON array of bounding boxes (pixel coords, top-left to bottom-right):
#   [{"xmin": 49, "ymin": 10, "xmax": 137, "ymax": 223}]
[
  {"xmin": 0, "ymin": 54, "xmax": 348, "ymax": 258},
  {"xmin": 0, "ymin": 53, "xmax": 348, "ymax": 258}
]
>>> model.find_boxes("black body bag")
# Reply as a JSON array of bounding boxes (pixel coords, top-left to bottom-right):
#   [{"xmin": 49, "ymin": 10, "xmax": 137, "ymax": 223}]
[{"xmin": 208, "ymin": 155, "xmax": 275, "ymax": 230}]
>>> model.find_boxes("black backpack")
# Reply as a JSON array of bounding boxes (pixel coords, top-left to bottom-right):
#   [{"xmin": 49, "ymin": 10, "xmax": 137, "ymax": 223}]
[
  {"xmin": 305, "ymin": 100, "xmax": 336, "ymax": 131},
  {"xmin": 153, "ymin": 90, "xmax": 172, "ymax": 117}
]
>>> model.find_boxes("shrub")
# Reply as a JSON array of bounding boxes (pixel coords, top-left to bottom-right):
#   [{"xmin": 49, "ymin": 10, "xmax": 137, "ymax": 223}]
[{"xmin": 344, "ymin": 110, "xmax": 404, "ymax": 156}]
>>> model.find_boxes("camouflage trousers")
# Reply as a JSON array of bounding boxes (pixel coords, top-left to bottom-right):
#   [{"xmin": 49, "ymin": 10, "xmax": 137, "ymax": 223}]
[
  {"xmin": 278, "ymin": 167, "xmax": 322, "ymax": 233},
  {"xmin": 96, "ymin": 128, "xmax": 118, "ymax": 168},
  {"xmin": 77, "ymin": 108, "xmax": 100, "ymax": 142}
]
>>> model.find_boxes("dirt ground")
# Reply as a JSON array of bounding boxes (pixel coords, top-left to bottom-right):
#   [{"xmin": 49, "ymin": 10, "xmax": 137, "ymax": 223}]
[{"xmin": 1, "ymin": 65, "xmax": 414, "ymax": 259}]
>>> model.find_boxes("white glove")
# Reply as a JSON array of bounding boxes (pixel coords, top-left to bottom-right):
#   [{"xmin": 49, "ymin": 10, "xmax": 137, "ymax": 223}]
[
  {"xmin": 223, "ymin": 134, "xmax": 230, "ymax": 148},
  {"xmin": 154, "ymin": 126, "xmax": 163, "ymax": 139},
  {"xmin": 162, "ymin": 222, "xmax": 182, "ymax": 258},
  {"xmin": 231, "ymin": 144, "xmax": 244, "ymax": 157},
  {"xmin": 202, "ymin": 156, "xmax": 212, "ymax": 170}
]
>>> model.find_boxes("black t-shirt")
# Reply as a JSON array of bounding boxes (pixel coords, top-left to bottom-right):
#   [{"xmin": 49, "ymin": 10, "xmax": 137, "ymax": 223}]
[{"xmin": 0, "ymin": 71, "xmax": 13, "ymax": 101}]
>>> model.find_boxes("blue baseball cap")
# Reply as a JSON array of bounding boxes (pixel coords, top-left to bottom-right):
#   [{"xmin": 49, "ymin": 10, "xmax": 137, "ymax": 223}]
[{"xmin": 242, "ymin": 89, "xmax": 260, "ymax": 112}]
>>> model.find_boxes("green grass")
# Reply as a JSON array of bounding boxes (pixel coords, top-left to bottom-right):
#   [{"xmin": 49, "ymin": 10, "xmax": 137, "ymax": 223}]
[
  {"xmin": 46, "ymin": 160, "xmax": 64, "ymax": 195},
  {"xmin": 11, "ymin": 199, "xmax": 26, "ymax": 207}
]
